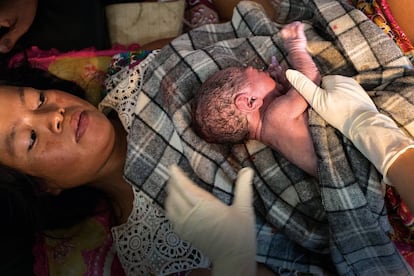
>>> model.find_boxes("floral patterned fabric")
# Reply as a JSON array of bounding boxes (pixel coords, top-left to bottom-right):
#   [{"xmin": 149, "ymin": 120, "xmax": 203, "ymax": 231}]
[
  {"xmin": 349, "ymin": 0, "xmax": 414, "ymax": 64},
  {"xmin": 7, "ymin": 45, "xmax": 141, "ymax": 106}
]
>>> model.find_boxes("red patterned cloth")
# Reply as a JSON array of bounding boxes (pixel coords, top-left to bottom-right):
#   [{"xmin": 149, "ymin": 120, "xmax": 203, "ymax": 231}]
[
  {"xmin": 184, "ymin": 0, "xmax": 220, "ymax": 31},
  {"xmin": 349, "ymin": 0, "xmax": 414, "ymax": 64},
  {"xmin": 386, "ymin": 186, "xmax": 414, "ymax": 267}
]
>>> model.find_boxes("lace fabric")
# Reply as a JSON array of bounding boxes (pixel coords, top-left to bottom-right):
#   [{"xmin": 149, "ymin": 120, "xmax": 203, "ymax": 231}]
[
  {"xmin": 111, "ymin": 187, "xmax": 210, "ymax": 275},
  {"xmin": 101, "ymin": 50, "xmax": 210, "ymax": 275},
  {"xmin": 99, "ymin": 49, "xmax": 160, "ymax": 132}
]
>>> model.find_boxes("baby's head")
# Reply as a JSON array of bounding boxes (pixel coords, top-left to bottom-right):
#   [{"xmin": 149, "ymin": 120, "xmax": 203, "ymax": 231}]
[{"xmin": 192, "ymin": 66, "xmax": 251, "ymax": 144}]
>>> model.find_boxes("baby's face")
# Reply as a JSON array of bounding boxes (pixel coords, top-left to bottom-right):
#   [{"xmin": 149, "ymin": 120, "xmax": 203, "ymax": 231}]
[{"xmin": 244, "ymin": 67, "xmax": 281, "ymax": 109}]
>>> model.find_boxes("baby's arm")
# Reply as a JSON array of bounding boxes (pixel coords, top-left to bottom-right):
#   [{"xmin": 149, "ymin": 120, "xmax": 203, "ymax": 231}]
[
  {"xmin": 277, "ymin": 21, "xmax": 320, "ymax": 110},
  {"xmin": 281, "ymin": 21, "xmax": 320, "ymax": 84}
]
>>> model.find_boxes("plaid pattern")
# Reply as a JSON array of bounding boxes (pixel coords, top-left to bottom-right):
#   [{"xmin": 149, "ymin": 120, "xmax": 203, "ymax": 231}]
[{"xmin": 123, "ymin": 0, "xmax": 414, "ymax": 274}]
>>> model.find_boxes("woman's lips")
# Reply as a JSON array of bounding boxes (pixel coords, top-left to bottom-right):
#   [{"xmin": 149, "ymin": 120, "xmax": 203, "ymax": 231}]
[{"xmin": 75, "ymin": 111, "xmax": 89, "ymax": 143}]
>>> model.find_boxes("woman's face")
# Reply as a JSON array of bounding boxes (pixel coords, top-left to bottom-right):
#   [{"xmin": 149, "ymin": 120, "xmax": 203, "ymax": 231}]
[{"xmin": 0, "ymin": 85, "xmax": 116, "ymax": 191}]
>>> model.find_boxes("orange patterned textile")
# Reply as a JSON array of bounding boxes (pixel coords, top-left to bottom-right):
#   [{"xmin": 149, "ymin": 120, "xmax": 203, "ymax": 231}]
[{"xmin": 350, "ymin": 0, "xmax": 414, "ymax": 64}]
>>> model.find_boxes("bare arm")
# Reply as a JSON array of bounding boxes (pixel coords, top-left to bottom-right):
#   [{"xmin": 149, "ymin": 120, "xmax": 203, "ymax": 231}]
[
  {"xmin": 387, "ymin": 148, "xmax": 414, "ymax": 213},
  {"xmin": 282, "ymin": 21, "xmax": 320, "ymax": 85},
  {"xmin": 280, "ymin": 21, "xmax": 320, "ymax": 113}
]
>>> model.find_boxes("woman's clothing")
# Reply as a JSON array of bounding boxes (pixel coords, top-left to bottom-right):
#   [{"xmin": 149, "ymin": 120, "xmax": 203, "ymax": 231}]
[
  {"xmin": 111, "ymin": 187, "xmax": 210, "ymax": 275},
  {"xmin": 100, "ymin": 51, "xmax": 210, "ymax": 275}
]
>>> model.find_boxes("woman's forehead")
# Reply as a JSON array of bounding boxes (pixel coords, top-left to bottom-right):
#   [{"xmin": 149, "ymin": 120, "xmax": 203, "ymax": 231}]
[{"xmin": 0, "ymin": 84, "xmax": 21, "ymax": 94}]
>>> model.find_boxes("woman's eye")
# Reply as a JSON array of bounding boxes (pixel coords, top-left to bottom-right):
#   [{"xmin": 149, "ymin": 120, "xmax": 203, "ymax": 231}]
[
  {"xmin": 37, "ymin": 92, "xmax": 45, "ymax": 108},
  {"xmin": 28, "ymin": 130, "xmax": 37, "ymax": 151}
]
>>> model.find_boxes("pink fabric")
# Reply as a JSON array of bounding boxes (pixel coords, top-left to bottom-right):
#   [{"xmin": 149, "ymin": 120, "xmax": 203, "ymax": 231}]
[
  {"xmin": 33, "ymin": 208, "xmax": 126, "ymax": 276},
  {"xmin": 7, "ymin": 45, "xmax": 142, "ymax": 106},
  {"xmin": 7, "ymin": 45, "xmax": 141, "ymax": 70}
]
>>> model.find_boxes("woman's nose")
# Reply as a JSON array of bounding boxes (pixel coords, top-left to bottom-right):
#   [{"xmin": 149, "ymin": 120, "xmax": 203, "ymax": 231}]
[
  {"xmin": 52, "ymin": 108, "xmax": 65, "ymax": 133},
  {"xmin": 36, "ymin": 107, "xmax": 65, "ymax": 133}
]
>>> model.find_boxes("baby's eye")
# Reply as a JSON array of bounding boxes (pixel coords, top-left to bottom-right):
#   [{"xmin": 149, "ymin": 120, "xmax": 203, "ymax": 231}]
[
  {"xmin": 28, "ymin": 130, "xmax": 37, "ymax": 151},
  {"xmin": 37, "ymin": 91, "xmax": 45, "ymax": 108}
]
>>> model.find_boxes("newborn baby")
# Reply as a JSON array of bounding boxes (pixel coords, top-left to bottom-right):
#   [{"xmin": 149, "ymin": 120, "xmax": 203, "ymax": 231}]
[{"xmin": 192, "ymin": 21, "xmax": 320, "ymax": 176}]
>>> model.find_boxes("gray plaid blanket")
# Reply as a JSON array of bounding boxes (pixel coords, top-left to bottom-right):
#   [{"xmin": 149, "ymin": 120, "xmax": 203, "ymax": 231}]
[{"xmin": 124, "ymin": 0, "xmax": 414, "ymax": 274}]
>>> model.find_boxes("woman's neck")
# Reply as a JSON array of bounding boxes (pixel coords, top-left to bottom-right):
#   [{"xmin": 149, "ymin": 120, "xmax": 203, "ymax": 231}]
[{"xmin": 90, "ymin": 114, "xmax": 133, "ymax": 224}]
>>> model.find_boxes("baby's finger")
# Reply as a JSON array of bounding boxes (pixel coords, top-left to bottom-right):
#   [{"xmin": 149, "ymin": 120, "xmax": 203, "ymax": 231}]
[{"xmin": 271, "ymin": 56, "xmax": 278, "ymax": 67}]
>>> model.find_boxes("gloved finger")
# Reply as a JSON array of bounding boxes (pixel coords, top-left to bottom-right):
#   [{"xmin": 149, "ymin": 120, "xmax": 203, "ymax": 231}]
[
  {"xmin": 285, "ymin": 69, "xmax": 324, "ymax": 106},
  {"xmin": 167, "ymin": 165, "xmax": 199, "ymax": 207},
  {"xmin": 322, "ymin": 75, "xmax": 376, "ymax": 109},
  {"xmin": 165, "ymin": 198, "xmax": 184, "ymax": 232},
  {"xmin": 277, "ymin": 64, "xmax": 290, "ymax": 92},
  {"xmin": 166, "ymin": 168, "xmax": 203, "ymax": 235},
  {"xmin": 166, "ymin": 182, "xmax": 187, "ymax": 228},
  {"xmin": 232, "ymin": 167, "xmax": 254, "ymax": 210},
  {"xmin": 168, "ymin": 165, "xmax": 217, "ymax": 205}
]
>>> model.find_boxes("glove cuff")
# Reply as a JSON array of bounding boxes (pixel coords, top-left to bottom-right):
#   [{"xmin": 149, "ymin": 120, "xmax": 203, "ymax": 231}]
[{"xmin": 349, "ymin": 111, "xmax": 414, "ymax": 184}]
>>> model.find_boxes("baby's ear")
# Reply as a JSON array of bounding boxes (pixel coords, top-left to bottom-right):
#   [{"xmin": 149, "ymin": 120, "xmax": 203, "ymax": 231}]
[{"xmin": 234, "ymin": 93, "xmax": 263, "ymax": 112}]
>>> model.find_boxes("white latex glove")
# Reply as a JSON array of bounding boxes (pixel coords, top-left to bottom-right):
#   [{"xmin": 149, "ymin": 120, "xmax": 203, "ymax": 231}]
[
  {"xmin": 285, "ymin": 69, "xmax": 414, "ymax": 184},
  {"xmin": 166, "ymin": 165, "xmax": 256, "ymax": 276}
]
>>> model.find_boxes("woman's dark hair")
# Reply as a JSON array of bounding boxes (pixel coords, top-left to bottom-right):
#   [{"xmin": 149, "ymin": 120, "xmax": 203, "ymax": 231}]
[
  {"xmin": 0, "ymin": 63, "xmax": 85, "ymax": 99},
  {"xmin": 0, "ymin": 65, "xmax": 112, "ymax": 235}
]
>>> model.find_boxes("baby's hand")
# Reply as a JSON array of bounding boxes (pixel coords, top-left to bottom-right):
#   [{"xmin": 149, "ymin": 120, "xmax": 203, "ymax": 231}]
[
  {"xmin": 280, "ymin": 21, "xmax": 307, "ymax": 53},
  {"xmin": 267, "ymin": 56, "xmax": 281, "ymax": 79},
  {"xmin": 267, "ymin": 56, "xmax": 290, "ymax": 93}
]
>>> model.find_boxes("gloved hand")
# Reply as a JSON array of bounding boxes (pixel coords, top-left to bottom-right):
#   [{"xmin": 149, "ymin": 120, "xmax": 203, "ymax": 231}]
[
  {"xmin": 166, "ymin": 165, "xmax": 256, "ymax": 276},
  {"xmin": 0, "ymin": 0, "xmax": 38, "ymax": 53},
  {"xmin": 285, "ymin": 69, "xmax": 414, "ymax": 184}
]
